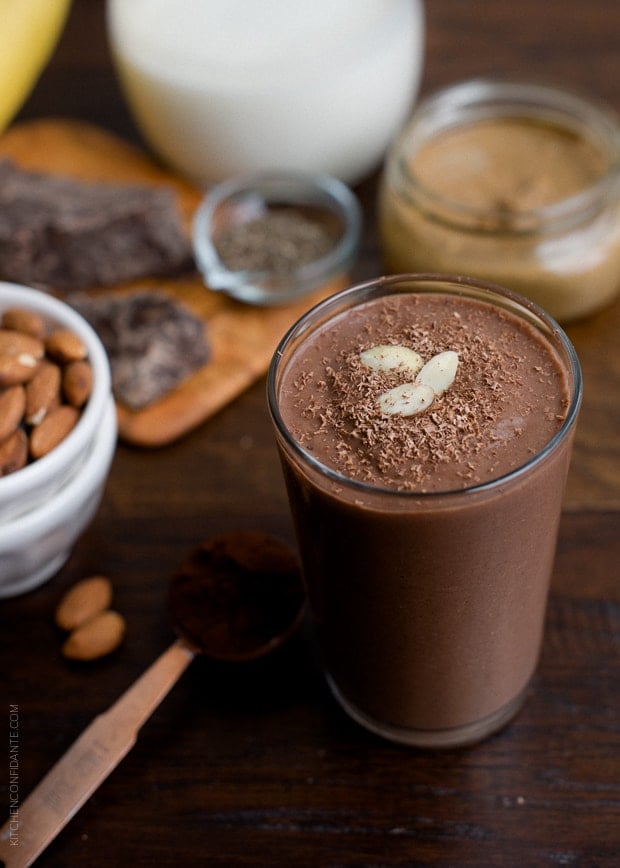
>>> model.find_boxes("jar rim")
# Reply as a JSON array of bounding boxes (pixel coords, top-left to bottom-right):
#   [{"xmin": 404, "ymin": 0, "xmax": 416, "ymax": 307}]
[{"xmin": 387, "ymin": 77, "xmax": 620, "ymax": 235}]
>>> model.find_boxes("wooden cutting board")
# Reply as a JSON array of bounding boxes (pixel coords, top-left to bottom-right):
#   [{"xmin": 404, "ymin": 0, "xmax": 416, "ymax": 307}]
[{"xmin": 0, "ymin": 118, "xmax": 348, "ymax": 446}]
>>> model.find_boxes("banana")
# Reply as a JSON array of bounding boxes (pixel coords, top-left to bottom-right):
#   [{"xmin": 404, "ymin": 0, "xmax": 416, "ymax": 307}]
[{"xmin": 0, "ymin": 0, "xmax": 72, "ymax": 133}]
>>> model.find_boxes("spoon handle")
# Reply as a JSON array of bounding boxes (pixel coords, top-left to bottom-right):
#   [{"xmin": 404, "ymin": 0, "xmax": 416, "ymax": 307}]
[{"xmin": 0, "ymin": 639, "xmax": 194, "ymax": 867}]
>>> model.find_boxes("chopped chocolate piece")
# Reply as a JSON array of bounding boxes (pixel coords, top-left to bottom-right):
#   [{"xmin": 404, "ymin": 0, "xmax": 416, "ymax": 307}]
[
  {"xmin": 70, "ymin": 291, "xmax": 209, "ymax": 409},
  {"xmin": 0, "ymin": 159, "xmax": 193, "ymax": 291}
]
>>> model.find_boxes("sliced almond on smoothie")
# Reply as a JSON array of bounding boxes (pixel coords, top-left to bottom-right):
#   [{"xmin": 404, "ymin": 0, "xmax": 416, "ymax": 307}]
[
  {"xmin": 377, "ymin": 382, "xmax": 435, "ymax": 416},
  {"xmin": 360, "ymin": 344, "xmax": 424, "ymax": 376},
  {"xmin": 415, "ymin": 351, "xmax": 459, "ymax": 396}
]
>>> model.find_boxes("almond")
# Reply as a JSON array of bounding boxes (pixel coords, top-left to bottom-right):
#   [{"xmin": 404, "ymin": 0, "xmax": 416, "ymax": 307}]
[
  {"xmin": 0, "ymin": 428, "xmax": 28, "ymax": 476},
  {"xmin": 61, "ymin": 610, "xmax": 126, "ymax": 661},
  {"xmin": 415, "ymin": 351, "xmax": 459, "ymax": 397},
  {"xmin": 55, "ymin": 575, "xmax": 114, "ymax": 631},
  {"xmin": 0, "ymin": 328, "xmax": 45, "ymax": 358},
  {"xmin": 0, "ymin": 385, "xmax": 26, "ymax": 441},
  {"xmin": 360, "ymin": 344, "xmax": 424, "ymax": 376},
  {"xmin": 63, "ymin": 359, "xmax": 93, "ymax": 408},
  {"xmin": 24, "ymin": 360, "xmax": 61, "ymax": 425},
  {"xmin": 0, "ymin": 328, "xmax": 44, "ymax": 386},
  {"xmin": 29, "ymin": 404, "xmax": 79, "ymax": 459},
  {"xmin": 0, "ymin": 350, "xmax": 41, "ymax": 387},
  {"xmin": 377, "ymin": 382, "xmax": 435, "ymax": 416},
  {"xmin": 2, "ymin": 307, "xmax": 46, "ymax": 340},
  {"xmin": 0, "ymin": 311, "xmax": 93, "ymax": 471},
  {"xmin": 46, "ymin": 328, "xmax": 87, "ymax": 363}
]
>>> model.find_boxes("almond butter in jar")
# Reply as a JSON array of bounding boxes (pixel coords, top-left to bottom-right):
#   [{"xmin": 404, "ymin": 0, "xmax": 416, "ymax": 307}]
[{"xmin": 378, "ymin": 79, "xmax": 620, "ymax": 322}]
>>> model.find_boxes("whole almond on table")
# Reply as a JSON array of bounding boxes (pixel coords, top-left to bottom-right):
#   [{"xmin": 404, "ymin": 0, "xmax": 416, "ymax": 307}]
[
  {"xmin": 0, "ymin": 384, "xmax": 26, "ymax": 441},
  {"xmin": 55, "ymin": 575, "xmax": 114, "ymax": 631},
  {"xmin": 61, "ymin": 610, "xmax": 126, "ymax": 661}
]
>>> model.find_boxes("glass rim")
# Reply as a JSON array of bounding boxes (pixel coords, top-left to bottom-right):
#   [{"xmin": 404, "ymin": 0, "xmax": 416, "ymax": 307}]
[
  {"xmin": 267, "ymin": 273, "xmax": 583, "ymax": 500},
  {"xmin": 388, "ymin": 77, "xmax": 620, "ymax": 235}
]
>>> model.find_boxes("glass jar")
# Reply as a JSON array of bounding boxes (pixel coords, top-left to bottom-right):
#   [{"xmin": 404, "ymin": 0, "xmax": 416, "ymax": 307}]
[
  {"xmin": 192, "ymin": 171, "xmax": 362, "ymax": 305},
  {"xmin": 107, "ymin": 0, "xmax": 425, "ymax": 186},
  {"xmin": 378, "ymin": 79, "xmax": 620, "ymax": 322}
]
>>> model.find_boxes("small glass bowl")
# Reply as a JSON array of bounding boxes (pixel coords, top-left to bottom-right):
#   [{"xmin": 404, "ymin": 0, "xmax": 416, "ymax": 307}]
[{"xmin": 193, "ymin": 171, "xmax": 362, "ymax": 306}]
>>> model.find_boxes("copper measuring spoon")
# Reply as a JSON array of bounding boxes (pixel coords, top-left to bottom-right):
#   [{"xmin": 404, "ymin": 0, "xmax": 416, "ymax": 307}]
[{"xmin": 0, "ymin": 531, "xmax": 306, "ymax": 867}]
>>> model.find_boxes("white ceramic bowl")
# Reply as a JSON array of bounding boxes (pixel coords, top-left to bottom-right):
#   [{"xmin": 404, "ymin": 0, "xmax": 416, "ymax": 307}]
[
  {"xmin": 0, "ymin": 282, "xmax": 112, "ymax": 522},
  {"xmin": 0, "ymin": 395, "xmax": 117, "ymax": 598}
]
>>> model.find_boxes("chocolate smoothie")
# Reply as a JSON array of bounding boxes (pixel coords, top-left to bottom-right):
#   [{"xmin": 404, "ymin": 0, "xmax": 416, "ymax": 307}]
[{"xmin": 268, "ymin": 275, "xmax": 581, "ymax": 747}]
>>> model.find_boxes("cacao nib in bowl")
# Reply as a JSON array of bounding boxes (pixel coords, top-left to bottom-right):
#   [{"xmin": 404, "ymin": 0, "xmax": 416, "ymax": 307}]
[
  {"xmin": 0, "ymin": 282, "xmax": 113, "ymax": 523},
  {"xmin": 193, "ymin": 172, "xmax": 362, "ymax": 306}
]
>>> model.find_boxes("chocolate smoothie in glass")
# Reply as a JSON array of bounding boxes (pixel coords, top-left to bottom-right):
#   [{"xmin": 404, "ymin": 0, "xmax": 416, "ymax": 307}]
[{"xmin": 268, "ymin": 274, "xmax": 581, "ymax": 747}]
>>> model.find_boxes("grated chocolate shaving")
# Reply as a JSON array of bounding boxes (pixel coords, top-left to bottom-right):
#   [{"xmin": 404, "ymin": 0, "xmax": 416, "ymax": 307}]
[{"xmin": 283, "ymin": 295, "xmax": 569, "ymax": 492}]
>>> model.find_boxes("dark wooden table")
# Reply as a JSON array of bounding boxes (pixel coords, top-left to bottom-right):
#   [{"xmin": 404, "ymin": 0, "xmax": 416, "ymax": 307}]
[{"xmin": 2, "ymin": 1, "xmax": 619, "ymax": 865}]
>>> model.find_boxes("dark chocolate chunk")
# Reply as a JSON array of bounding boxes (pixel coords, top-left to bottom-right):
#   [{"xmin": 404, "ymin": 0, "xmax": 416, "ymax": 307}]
[
  {"xmin": 70, "ymin": 290, "xmax": 209, "ymax": 409},
  {"xmin": 0, "ymin": 159, "xmax": 193, "ymax": 291}
]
